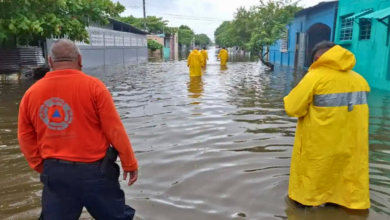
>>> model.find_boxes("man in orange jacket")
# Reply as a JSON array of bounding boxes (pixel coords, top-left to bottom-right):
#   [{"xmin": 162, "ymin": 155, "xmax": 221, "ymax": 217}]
[{"xmin": 18, "ymin": 39, "xmax": 138, "ymax": 220}]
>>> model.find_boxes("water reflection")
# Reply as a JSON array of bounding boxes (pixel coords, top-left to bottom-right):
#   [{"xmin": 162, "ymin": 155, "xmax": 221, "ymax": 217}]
[
  {"xmin": 284, "ymin": 199, "xmax": 370, "ymax": 220},
  {"xmin": 220, "ymin": 65, "xmax": 227, "ymax": 71},
  {"xmin": 187, "ymin": 76, "xmax": 204, "ymax": 99}
]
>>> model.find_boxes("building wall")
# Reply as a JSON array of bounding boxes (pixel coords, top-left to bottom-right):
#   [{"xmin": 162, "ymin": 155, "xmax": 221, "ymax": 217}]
[
  {"xmin": 147, "ymin": 35, "xmax": 164, "ymax": 46},
  {"xmin": 335, "ymin": 0, "xmax": 390, "ymax": 91},
  {"xmin": 268, "ymin": 3, "xmax": 337, "ymax": 68},
  {"xmin": 47, "ymin": 27, "xmax": 148, "ymax": 68}
]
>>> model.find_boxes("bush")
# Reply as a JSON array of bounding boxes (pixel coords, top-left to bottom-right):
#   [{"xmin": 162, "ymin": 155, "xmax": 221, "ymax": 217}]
[{"xmin": 147, "ymin": 39, "xmax": 163, "ymax": 51}]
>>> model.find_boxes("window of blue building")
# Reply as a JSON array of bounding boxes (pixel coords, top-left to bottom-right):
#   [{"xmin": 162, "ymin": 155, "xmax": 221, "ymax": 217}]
[
  {"xmin": 340, "ymin": 16, "xmax": 354, "ymax": 40},
  {"xmin": 359, "ymin": 19, "xmax": 372, "ymax": 40},
  {"xmin": 280, "ymin": 29, "xmax": 288, "ymax": 52}
]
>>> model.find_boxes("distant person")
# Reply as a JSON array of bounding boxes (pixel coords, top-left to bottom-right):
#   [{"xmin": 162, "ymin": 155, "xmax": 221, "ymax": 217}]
[
  {"xmin": 18, "ymin": 39, "xmax": 138, "ymax": 220},
  {"xmin": 218, "ymin": 47, "xmax": 228, "ymax": 66},
  {"xmin": 187, "ymin": 47, "xmax": 204, "ymax": 77},
  {"xmin": 200, "ymin": 47, "xmax": 209, "ymax": 68},
  {"xmin": 284, "ymin": 41, "xmax": 370, "ymax": 210}
]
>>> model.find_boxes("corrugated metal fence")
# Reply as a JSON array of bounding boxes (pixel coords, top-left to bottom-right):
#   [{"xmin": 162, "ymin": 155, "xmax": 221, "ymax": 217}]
[
  {"xmin": 46, "ymin": 26, "xmax": 148, "ymax": 68},
  {"xmin": 0, "ymin": 47, "xmax": 45, "ymax": 74}
]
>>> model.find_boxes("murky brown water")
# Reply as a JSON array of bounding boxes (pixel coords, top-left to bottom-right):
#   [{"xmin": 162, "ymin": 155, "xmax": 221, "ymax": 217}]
[{"xmin": 1, "ymin": 47, "xmax": 390, "ymax": 220}]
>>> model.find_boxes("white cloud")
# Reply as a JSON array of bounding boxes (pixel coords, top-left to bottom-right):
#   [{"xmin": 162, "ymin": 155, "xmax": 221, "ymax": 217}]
[{"xmin": 119, "ymin": 0, "xmax": 336, "ymax": 40}]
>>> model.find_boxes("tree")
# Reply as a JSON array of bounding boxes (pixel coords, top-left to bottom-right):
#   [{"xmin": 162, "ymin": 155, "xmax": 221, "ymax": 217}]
[
  {"xmin": 179, "ymin": 25, "xmax": 192, "ymax": 30},
  {"xmin": 178, "ymin": 25, "xmax": 195, "ymax": 47},
  {"xmin": 147, "ymin": 39, "xmax": 163, "ymax": 51},
  {"xmin": 178, "ymin": 29, "xmax": 194, "ymax": 47},
  {"xmin": 0, "ymin": 0, "xmax": 125, "ymax": 44},
  {"xmin": 213, "ymin": 0, "xmax": 300, "ymax": 70},
  {"xmin": 248, "ymin": 0, "xmax": 301, "ymax": 70},
  {"xmin": 229, "ymin": 7, "xmax": 256, "ymax": 51},
  {"xmin": 118, "ymin": 16, "xmax": 194, "ymax": 48},
  {"xmin": 194, "ymin": 34, "xmax": 211, "ymax": 47},
  {"xmin": 118, "ymin": 15, "xmax": 178, "ymax": 34},
  {"xmin": 214, "ymin": 21, "xmax": 234, "ymax": 48}
]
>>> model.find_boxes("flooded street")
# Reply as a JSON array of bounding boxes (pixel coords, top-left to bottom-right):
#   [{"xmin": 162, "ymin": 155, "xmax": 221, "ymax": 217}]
[{"xmin": 1, "ymin": 47, "xmax": 390, "ymax": 220}]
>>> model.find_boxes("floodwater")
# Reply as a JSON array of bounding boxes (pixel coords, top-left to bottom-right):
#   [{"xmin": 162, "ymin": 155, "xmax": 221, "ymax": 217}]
[{"xmin": 1, "ymin": 47, "xmax": 390, "ymax": 220}]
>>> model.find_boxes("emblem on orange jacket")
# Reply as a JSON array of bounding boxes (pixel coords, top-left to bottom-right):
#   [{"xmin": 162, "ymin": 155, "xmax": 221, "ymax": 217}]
[{"xmin": 39, "ymin": 97, "xmax": 73, "ymax": 131}]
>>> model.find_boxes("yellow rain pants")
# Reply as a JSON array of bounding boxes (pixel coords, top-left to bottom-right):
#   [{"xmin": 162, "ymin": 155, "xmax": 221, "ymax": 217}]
[
  {"xmin": 187, "ymin": 49, "xmax": 204, "ymax": 77},
  {"xmin": 284, "ymin": 45, "xmax": 370, "ymax": 210},
  {"xmin": 200, "ymin": 49, "xmax": 209, "ymax": 67},
  {"xmin": 218, "ymin": 49, "xmax": 228, "ymax": 66}
]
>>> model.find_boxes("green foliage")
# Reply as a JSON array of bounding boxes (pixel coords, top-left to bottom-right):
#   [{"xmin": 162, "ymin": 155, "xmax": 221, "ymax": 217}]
[
  {"xmin": 0, "ymin": 0, "xmax": 125, "ymax": 44},
  {"xmin": 118, "ymin": 16, "xmax": 207, "ymax": 48},
  {"xmin": 179, "ymin": 25, "xmax": 192, "ymax": 30},
  {"xmin": 194, "ymin": 34, "xmax": 211, "ymax": 47},
  {"xmin": 117, "ymin": 15, "xmax": 178, "ymax": 34},
  {"xmin": 178, "ymin": 26, "xmax": 195, "ymax": 47},
  {"xmin": 178, "ymin": 29, "xmax": 193, "ymax": 46},
  {"xmin": 214, "ymin": 21, "xmax": 234, "ymax": 48},
  {"xmin": 214, "ymin": 0, "xmax": 301, "ymax": 54},
  {"xmin": 248, "ymin": 0, "xmax": 301, "ymax": 54},
  {"xmin": 147, "ymin": 39, "xmax": 163, "ymax": 51}
]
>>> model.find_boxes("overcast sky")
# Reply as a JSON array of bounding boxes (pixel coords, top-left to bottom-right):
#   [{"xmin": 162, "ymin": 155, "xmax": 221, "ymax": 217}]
[{"xmin": 119, "ymin": 0, "xmax": 335, "ymax": 40}]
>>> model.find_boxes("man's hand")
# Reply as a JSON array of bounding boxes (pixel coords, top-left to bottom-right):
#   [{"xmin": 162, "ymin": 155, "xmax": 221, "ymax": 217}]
[{"xmin": 123, "ymin": 169, "xmax": 138, "ymax": 186}]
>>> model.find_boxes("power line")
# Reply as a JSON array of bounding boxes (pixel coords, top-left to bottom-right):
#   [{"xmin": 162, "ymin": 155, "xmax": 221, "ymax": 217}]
[
  {"xmin": 153, "ymin": 12, "xmax": 228, "ymax": 20},
  {"xmin": 143, "ymin": 3, "xmax": 230, "ymax": 21},
  {"xmin": 145, "ymin": 10, "xmax": 228, "ymax": 22}
]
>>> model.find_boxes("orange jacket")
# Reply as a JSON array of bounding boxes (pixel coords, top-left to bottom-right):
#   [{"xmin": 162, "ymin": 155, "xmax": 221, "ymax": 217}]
[{"xmin": 18, "ymin": 69, "xmax": 138, "ymax": 173}]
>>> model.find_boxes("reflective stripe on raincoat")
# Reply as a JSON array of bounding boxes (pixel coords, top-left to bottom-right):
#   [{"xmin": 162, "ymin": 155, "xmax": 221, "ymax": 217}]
[
  {"xmin": 187, "ymin": 50, "xmax": 204, "ymax": 77},
  {"xmin": 200, "ymin": 50, "xmax": 209, "ymax": 66},
  {"xmin": 284, "ymin": 45, "xmax": 370, "ymax": 209},
  {"xmin": 218, "ymin": 49, "xmax": 228, "ymax": 66}
]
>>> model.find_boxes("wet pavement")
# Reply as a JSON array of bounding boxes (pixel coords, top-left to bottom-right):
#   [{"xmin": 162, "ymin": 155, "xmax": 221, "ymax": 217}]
[{"xmin": 0, "ymin": 47, "xmax": 390, "ymax": 219}]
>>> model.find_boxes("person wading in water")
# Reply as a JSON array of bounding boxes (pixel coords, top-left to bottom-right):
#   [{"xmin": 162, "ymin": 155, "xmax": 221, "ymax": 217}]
[
  {"xmin": 18, "ymin": 39, "xmax": 138, "ymax": 220},
  {"xmin": 284, "ymin": 41, "xmax": 370, "ymax": 210},
  {"xmin": 187, "ymin": 47, "xmax": 204, "ymax": 77},
  {"xmin": 200, "ymin": 47, "xmax": 209, "ymax": 69},
  {"xmin": 217, "ymin": 47, "xmax": 228, "ymax": 66}
]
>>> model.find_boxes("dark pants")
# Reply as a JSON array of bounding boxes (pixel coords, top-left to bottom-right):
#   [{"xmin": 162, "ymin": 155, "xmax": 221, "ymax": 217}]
[{"xmin": 39, "ymin": 159, "xmax": 135, "ymax": 220}]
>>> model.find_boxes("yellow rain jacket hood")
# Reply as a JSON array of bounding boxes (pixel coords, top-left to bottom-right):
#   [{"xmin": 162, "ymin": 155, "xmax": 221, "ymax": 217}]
[
  {"xmin": 284, "ymin": 45, "xmax": 370, "ymax": 209},
  {"xmin": 218, "ymin": 49, "xmax": 228, "ymax": 66},
  {"xmin": 187, "ymin": 49, "xmax": 204, "ymax": 77}
]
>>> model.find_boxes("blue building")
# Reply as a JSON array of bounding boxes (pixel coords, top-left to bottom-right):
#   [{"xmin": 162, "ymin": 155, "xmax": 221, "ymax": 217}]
[
  {"xmin": 334, "ymin": 0, "xmax": 390, "ymax": 91},
  {"xmin": 268, "ymin": 1, "xmax": 338, "ymax": 69}
]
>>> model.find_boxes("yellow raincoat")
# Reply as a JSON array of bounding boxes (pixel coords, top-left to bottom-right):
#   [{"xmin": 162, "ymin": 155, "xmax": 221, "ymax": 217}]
[
  {"xmin": 218, "ymin": 49, "xmax": 228, "ymax": 66},
  {"xmin": 187, "ymin": 49, "xmax": 204, "ymax": 77},
  {"xmin": 284, "ymin": 45, "xmax": 370, "ymax": 209},
  {"xmin": 200, "ymin": 49, "xmax": 209, "ymax": 67}
]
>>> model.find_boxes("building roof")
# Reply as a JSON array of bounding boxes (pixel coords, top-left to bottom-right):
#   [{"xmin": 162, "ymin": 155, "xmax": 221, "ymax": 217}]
[
  {"xmin": 295, "ymin": 1, "xmax": 338, "ymax": 18},
  {"xmin": 108, "ymin": 18, "xmax": 149, "ymax": 35}
]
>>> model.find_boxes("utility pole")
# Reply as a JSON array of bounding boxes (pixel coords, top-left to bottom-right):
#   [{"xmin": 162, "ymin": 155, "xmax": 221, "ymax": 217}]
[{"xmin": 143, "ymin": 0, "xmax": 146, "ymax": 30}]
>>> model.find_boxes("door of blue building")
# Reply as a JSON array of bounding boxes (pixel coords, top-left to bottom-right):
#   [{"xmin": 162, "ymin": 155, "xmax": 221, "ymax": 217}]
[{"xmin": 305, "ymin": 23, "xmax": 331, "ymax": 67}]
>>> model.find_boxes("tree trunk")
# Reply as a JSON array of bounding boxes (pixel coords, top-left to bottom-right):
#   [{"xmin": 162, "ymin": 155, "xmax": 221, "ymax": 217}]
[{"xmin": 259, "ymin": 47, "xmax": 274, "ymax": 71}]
